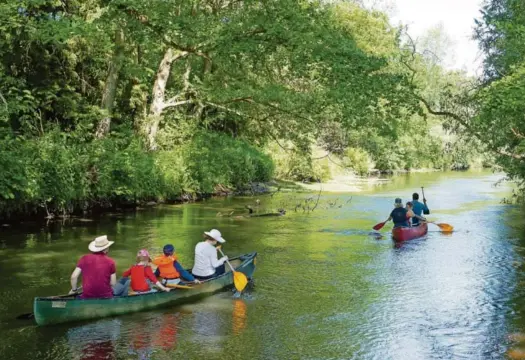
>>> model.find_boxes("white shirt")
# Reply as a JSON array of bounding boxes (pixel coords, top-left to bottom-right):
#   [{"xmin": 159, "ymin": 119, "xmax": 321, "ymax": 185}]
[{"xmin": 192, "ymin": 241, "xmax": 227, "ymax": 277}]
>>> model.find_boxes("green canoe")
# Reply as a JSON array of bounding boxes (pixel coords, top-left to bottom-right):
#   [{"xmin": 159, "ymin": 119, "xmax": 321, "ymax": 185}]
[{"xmin": 34, "ymin": 252, "xmax": 257, "ymax": 326}]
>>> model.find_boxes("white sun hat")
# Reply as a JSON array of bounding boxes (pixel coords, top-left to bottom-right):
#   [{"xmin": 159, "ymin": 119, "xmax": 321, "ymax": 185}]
[
  {"xmin": 88, "ymin": 235, "xmax": 114, "ymax": 252},
  {"xmin": 204, "ymin": 229, "xmax": 226, "ymax": 243}
]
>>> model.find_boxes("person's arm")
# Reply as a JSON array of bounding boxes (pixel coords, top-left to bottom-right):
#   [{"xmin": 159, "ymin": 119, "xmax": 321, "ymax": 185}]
[
  {"xmin": 110, "ymin": 273, "xmax": 117, "ymax": 287},
  {"xmin": 145, "ymin": 267, "xmax": 169, "ymax": 291},
  {"xmin": 384, "ymin": 215, "xmax": 392, "ymax": 223},
  {"xmin": 174, "ymin": 261, "xmax": 200, "ymax": 283},
  {"xmin": 209, "ymin": 247, "xmax": 227, "ymax": 268},
  {"xmin": 423, "ymin": 200, "xmax": 430, "ymax": 214},
  {"xmin": 154, "ymin": 280, "xmax": 170, "ymax": 292},
  {"xmin": 122, "ymin": 268, "xmax": 131, "ymax": 278},
  {"xmin": 70, "ymin": 267, "xmax": 82, "ymax": 294},
  {"xmin": 109, "ymin": 261, "xmax": 117, "ymax": 287}
]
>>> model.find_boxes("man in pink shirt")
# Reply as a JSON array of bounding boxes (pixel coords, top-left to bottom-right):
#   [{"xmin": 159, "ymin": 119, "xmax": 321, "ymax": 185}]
[{"xmin": 69, "ymin": 235, "xmax": 117, "ymax": 298}]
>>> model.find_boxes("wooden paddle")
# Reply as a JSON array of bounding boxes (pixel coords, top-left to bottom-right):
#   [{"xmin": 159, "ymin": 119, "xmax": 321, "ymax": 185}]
[
  {"xmin": 373, "ymin": 221, "xmax": 387, "ymax": 231},
  {"xmin": 428, "ymin": 221, "xmax": 454, "ymax": 232},
  {"xmin": 165, "ymin": 284, "xmax": 194, "ymax": 289},
  {"xmin": 421, "ymin": 187, "xmax": 430, "ymax": 215},
  {"xmin": 16, "ymin": 288, "xmax": 83, "ymax": 320},
  {"xmin": 218, "ymin": 248, "xmax": 248, "ymax": 292}
]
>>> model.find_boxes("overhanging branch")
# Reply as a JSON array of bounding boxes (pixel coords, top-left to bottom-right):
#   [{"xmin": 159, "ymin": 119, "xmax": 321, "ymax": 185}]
[
  {"xmin": 162, "ymin": 99, "xmax": 193, "ymax": 111},
  {"xmin": 417, "ymin": 95, "xmax": 524, "ymax": 160}
]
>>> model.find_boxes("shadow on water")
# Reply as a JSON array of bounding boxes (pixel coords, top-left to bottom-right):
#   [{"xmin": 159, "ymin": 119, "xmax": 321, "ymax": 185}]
[{"xmin": 2, "ymin": 170, "xmax": 525, "ymax": 360}]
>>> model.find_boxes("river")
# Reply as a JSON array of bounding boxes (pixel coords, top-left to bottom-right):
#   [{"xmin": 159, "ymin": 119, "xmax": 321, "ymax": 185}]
[{"xmin": 1, "ymin": 170, "xmax": 525, "ymax": 360}]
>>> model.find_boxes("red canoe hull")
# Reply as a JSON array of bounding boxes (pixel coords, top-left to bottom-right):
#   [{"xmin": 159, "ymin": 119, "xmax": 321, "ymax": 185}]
[{"xmin": 392, "ymin": 223, "xmax": 428, "ymax": 242}]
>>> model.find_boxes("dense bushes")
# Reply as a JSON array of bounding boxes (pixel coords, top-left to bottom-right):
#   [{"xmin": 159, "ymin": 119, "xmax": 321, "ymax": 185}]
[
  {"xmin": 178, "ymin": 132, "xmax": 274, "ymax": 193},
  {"xmin": 0, "ymin": 130, "xmax": 273, "ymax": 219}
]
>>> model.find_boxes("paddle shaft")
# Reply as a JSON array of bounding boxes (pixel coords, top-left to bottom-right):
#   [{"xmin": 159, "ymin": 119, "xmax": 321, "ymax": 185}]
[
  {"xmin": 218, "ymin": 248, "xmax": 236, "ymax": 273},
  {"xmin": 17, "ymin": 288, "xmax": 82, "ymax": 320},
  {"xmin": 165, "ymin": 284, "xmax": 193, "ymax": 289},
  {"xmin": 59, "ymin": 287, "xmax": 83, "ymax": 298}
]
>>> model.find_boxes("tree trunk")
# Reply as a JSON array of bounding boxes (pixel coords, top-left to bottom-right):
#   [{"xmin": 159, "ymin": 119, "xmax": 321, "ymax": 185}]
[
  {"xmin": 96, "ymin": 29, "xmax": 124, "ymax": 138},
  {"xmin": 145, "ymin": 48, "xmax": 188, "ymax": 150}
]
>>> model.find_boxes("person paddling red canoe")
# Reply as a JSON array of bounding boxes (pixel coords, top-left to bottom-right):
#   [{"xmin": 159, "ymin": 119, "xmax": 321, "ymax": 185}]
[{"xmin": 384, "ymin": 198, "xmax": 425, "ymax": 228}]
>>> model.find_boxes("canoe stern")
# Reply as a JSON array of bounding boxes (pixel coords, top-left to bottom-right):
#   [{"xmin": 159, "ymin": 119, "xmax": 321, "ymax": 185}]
[{"xmin": 392, "ymin": 223, "xmax": 428, "ymax": 242}]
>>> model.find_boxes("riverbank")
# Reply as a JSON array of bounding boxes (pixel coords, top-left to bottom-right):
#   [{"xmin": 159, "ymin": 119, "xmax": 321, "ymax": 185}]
[
  {"xmin": 293, "ymin": 168, "xmax": 445, "ymax": 193},
  {"xmin": 295, "ymin": 174, "xmax": 389, "ymax": 192}
]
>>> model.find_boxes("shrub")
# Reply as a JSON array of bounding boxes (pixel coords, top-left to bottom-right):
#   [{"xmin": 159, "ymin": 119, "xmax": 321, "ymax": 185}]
[{"xmin": 0, "ymin": 130, "xmax": 274, "ymax": 219}]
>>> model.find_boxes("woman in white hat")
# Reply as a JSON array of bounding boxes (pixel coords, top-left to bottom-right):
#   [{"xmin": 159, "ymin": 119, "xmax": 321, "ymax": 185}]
[
  {"xmin": 69, "ymin": 235, "xmax": 117, "ymax": 298},
  {"xmin": 191, "ymin": 229, "xmax": 229, "ymax": 281}
]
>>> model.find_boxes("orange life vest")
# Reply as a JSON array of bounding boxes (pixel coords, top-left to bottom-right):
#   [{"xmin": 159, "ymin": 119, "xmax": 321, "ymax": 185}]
[{"xmin": 153, "ymin": 254, "xmax": 180, "ymax": 279}]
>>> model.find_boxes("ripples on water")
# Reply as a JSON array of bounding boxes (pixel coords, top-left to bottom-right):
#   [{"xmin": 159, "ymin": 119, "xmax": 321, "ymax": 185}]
[{"xmin": 1, "ymin": 171, "xmax": 524, "ymax": 360}]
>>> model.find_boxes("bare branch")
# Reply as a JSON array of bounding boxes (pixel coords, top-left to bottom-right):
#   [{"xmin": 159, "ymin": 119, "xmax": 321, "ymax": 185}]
[
  {"xmin": 312, "ymin": 153, "xmax": 329, "ymax": 160},
  {"xmin": 162, "ymin": 99, "xmax": 193, "ymax": 111},
  {"xmin": 220, "ymin": 97, "xmax": 254, "ymax": 104},
  {"xmin": 0, "ymin": 90, "xmax": 7, "ymax": 110},
  {"xmin": 205, "ymin": 101, "xmax": 245, "ymax": 117},
  {"xmin": 511, "ymin": 128, "xmax": 525, "ymax": 139},
  {"xmin": 182, "ymin": 61, "xmax": 191, "ymax": 92},
  {"xmin": 417, "ymin": 95, "xmax": 524, "ymax": 160}
]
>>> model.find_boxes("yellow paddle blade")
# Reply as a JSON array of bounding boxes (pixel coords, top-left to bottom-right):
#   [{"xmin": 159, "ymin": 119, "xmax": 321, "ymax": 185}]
[
  {"xmin": 436, "ymin": 223, "xmax": 454, "ymax": 232},
  {"xmin": 233, "ymin": 271, "xmax": 248, "ymax": 292}
]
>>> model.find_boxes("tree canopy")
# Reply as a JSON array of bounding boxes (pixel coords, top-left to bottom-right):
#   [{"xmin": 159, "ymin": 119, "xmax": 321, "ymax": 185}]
[{"xmin": 0, "ymin": 0, "xmax": 487, "ymax": 218}]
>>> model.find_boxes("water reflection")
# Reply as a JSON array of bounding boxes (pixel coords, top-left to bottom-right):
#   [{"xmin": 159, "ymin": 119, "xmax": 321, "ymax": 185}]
[
  {"xmin": 63, "ymin": 295, "xmax": 249, "ymax": 360},
  {"xmin": 508, "ymin": 333, "xmax": 525, "ymax": 359},
  {"xmin": 232, "ymin": 299, "xmax": 248, "ymax": 335},
  {"xmin": 66, "ymin": 319, "xmax": 121, "ymax": 360},
  {"xmin": 124, "ymin": 311, "xmax": 182, "ymax": 359},
  {"xmin": 152, "ymin": 313, "xmax": 179, "ymax": 351}
]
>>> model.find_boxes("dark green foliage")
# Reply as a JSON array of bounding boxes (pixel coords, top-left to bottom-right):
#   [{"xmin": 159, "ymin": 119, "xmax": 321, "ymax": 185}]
[
  {"xmin": 0, "ymin": 130, "xmax": 273, "ymax": 218},
  {"xmin": 0, "ymin": 0, "xmax": 488, "ymax": 217}
]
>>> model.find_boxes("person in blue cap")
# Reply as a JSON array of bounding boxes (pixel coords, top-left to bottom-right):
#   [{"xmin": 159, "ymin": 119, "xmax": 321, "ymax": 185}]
[
  {"xmin": 153, "ymin": 244, "xmax": 201, "ymax": 286},
  {"xmin": 384, "ymin": 198, "xmax": 410, "ymax": 228}
]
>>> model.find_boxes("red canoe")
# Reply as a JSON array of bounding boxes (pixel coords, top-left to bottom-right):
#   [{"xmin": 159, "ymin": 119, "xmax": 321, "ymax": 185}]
[{"xmin": 392, "ymin": 223, "xmax": 428, "ymax": 242}]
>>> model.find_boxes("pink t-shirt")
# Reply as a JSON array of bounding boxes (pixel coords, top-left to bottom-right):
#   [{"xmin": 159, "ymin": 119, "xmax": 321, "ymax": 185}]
[{"xmin": 77, "ymin": 253, "xmax": 116, "ymax": 299}]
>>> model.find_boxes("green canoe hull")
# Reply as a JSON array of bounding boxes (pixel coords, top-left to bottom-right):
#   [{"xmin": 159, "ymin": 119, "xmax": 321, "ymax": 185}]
[{"xmin": 34, "ymin": 252, "xmax": 257, "ymax": 326}]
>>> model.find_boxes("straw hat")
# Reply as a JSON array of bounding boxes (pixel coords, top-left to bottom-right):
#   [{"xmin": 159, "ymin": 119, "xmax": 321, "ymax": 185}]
[
  {"xmin": 88, "ymin": 235, "xmax": 114, "ymax": 252},
  {"xmin": 204, "ymin": 229, "xmax": 226, "ymax": 243}
]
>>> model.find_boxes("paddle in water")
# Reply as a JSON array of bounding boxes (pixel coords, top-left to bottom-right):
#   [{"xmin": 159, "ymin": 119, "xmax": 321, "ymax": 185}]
[
  {"xmin": 428, "ymin": 221, "xmax": 454, "ymax": 232},
  {"xmin": 16, "ymin": 288, "xmax": 82, "ymax": 320},
  {"xmin": 218, "ymin": 248, "xmax": 248, "ymax": 292}
]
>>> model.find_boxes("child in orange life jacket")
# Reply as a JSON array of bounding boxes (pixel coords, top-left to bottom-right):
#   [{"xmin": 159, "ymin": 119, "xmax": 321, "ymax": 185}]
[
  {"xmin": 153, "ymin": 244, "xmax": 201, "ymax": 285},
  {"xmin": 122, "ymin": 249, "xmax": 171, "ymax": 294}
]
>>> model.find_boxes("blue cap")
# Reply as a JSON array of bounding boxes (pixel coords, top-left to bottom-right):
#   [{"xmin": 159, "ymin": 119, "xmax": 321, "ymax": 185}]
[{"xmin": 163, "ymin": 244, "xmax": 175, "ymax": 255}]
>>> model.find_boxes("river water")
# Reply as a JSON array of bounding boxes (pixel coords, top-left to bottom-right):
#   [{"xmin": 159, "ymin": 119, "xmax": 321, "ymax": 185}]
[{"xmin": 1, "ymin": 171, "xmax": 525, "ymax": 360}]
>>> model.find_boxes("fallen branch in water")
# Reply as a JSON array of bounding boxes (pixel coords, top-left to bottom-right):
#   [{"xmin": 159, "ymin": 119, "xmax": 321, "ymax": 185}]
[{"xmin": 311, "ymin": 183, "xmax": 322, "ymax": 212}]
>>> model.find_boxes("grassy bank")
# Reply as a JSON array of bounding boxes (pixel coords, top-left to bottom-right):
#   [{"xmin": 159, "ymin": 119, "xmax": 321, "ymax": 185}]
[{"xmin": 0, "ymin": 130, "xmax": 274, "ymax": 221}]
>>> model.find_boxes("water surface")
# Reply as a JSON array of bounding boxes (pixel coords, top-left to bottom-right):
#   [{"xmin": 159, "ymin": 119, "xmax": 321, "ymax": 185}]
[{"xmin": 1, "ymin": 170, "xmax": 524, "ymax": 360}]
